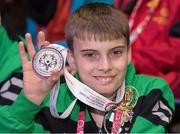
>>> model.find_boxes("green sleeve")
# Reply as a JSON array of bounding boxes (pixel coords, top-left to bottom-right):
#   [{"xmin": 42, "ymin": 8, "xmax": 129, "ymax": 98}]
[
  {"xmin": 0, "ymin": 25, "xmax": 22, "ymax": 82},
  {"xmin": 131, "ymin": 77, "xmax": 174, "ymax": 133},
  {"xmin": 0, "ymin": 91, "xmax": 49, "ymax": 133},
  {"xmin": 131, "ymin": 116, "xmax": 165, "ymax": 133}
]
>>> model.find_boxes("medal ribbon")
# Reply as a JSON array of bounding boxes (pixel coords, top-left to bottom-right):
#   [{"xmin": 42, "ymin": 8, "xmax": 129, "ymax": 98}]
[{"xmin": 64, "ymin": 68, "xmax": 125, "ymax": 112}]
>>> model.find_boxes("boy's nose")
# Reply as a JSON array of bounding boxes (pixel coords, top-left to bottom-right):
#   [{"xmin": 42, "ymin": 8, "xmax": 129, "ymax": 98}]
[{"xmin": 97, "ymin": 56, "xmax": 112, "ymax": 72}]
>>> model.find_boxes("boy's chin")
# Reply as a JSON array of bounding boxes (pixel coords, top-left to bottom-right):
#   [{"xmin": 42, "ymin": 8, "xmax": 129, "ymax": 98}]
[{"xmin": 93, "ymin": 88, "xmax": 117, "ymax": 99}]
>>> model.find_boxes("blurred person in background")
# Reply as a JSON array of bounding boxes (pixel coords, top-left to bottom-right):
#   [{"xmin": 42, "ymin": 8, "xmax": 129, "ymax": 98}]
[
  {"xmin": 0, "ymin": 12, "xmax": 23, "ymax": 105},
  {"xmin": 0, "ymin": 0, "xmax": 57, "ymax": 105},
  {"xmin": 113, "ymin": 0, "xmax": 180, "ymax": 132},
  {"xmin": 0, "ymin": 0, "xmax": 57, "ymax": 42},
  {"xmin": 113, "ymin": 0, "xmax": 180, "ymax": 100}
]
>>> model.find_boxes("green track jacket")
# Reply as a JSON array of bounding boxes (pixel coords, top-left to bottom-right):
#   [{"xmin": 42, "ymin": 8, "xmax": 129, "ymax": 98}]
[{"xmin": 0, "ymin": 25, "xmax": 23, "ymax": 105}]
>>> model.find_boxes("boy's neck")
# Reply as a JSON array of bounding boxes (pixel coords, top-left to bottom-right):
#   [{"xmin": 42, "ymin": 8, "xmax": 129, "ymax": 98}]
[
  {"xmin": 90, "ymin": 93, "xmax": 116, "ymax": 128},
  {"xmin": 90, "ymin": 109, "xmax": 105, "ymax": 129},
  {"xmin": 104, "ymin": 92, "xmax": 116, "ymax": 101}
]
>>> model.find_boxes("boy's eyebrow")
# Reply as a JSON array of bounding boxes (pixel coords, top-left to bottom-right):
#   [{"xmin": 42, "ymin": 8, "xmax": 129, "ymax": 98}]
[
  {"xmin": 111, "ymin": 46, "xmax": 126, "ymax": 49},
  {"xmin": 109, "ymin": 46, "xmax": 126, "ymax": 51},
  {"xmin": 80, "ymin": 49, "xmax": 97, "ymax": 52},
  {"xmin": 80, "ymin": 46, "xmax": 126, "ymax": 52}
]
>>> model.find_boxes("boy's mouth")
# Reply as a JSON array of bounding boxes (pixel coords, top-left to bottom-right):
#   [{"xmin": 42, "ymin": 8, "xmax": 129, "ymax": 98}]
[{"xmin": 94, "ymin": 76, "xmax": 114, "ymax": 84}]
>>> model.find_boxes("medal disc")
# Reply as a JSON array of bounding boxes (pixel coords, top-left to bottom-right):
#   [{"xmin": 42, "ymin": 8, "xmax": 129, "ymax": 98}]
[
  {"xmin": 47, "ymin": 44, "xmax": 65, "ymax": 52},
  {"xmin": 32, "ymin": 47, "xmax": 64, "ymax": 77}
]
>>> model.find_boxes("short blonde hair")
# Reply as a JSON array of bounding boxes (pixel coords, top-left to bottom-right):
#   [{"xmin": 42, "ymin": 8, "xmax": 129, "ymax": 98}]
[{"xmin": 65, "ymin": 3, "xmax": 129, "ymax": 51}]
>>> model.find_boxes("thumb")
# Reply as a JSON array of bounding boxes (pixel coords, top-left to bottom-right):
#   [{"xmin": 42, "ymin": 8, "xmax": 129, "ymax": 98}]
[
  {"xmin": 51, "ymin": 70, "xmax": 61, "ymax": 81},
  {"xmin": 46, "ymin": 70, "xmax": 61, "ymax": 87}
]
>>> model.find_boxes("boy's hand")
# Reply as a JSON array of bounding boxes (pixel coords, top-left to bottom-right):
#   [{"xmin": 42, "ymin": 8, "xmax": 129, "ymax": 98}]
[{"xmin": 19, "ymin": 32, "xmax": 61, "ymax": 105}]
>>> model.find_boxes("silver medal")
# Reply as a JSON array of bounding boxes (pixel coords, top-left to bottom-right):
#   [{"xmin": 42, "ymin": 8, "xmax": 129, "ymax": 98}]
[{"xmin": 32, "ymin": 46, "xmax": 64, "ymax": 77}]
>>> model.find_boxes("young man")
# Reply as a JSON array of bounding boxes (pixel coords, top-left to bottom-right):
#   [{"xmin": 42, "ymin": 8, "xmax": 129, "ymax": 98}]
[{"xmin": 0, "ymin": 3, "xmax": 174, "ymax": 133}]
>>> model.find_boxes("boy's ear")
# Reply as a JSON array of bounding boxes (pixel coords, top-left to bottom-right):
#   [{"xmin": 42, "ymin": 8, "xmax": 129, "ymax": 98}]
[
  {"xmin": 67, "ymin": 48, "xmax": 77, "ymax": 75},
  {"xmin": 127, "ymin": 46, "xmax": 132, "ymax": 65}
]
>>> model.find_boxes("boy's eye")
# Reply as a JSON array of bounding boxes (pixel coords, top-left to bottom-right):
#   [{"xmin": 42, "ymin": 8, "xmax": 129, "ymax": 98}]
[
  {"xmin": 112, "ymin": 49, "xmax": 122, "ymax": 56},
  {"xmin": 85, "ymin": 53, "xmax": 95, "ymax": 57},
  {"xmin": 82, "ymin": 51, "xmax": 97, "ymax": 58}
]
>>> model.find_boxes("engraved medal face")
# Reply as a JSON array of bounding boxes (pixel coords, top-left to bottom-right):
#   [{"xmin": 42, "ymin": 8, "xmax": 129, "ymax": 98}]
[{"xmin": 32, "ymin": 47, "xmax": 64, "ymax": 77}]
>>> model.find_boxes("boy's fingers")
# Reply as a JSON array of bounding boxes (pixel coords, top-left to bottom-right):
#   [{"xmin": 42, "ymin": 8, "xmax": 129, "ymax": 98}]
[
  {"xmin": 25, "ymin": 33, "xmax": 35, "ymax": 60},
  {"xmin": 19, "ymin": 41, "xmax": 28, "ymax": 65},
  {"xmin": 46, "ymin": 71, "xmax": 61, "ymax": 87},
  {"xmin": 44, "ymin": 41, "xmax": 50, "ymax": 45},
  {"xmin": 59, "ymin": 69, "xmax": 64, "ymax": 76},
  {"xmin": 39, "ymin": 66, "xmax": 76, "ymax": 87},
  {"xmin": 38, "ymin": 31, "xmax": 48, "ymax": 47},
  {"xmin": 38, "ymin": 31, "xmax": 45, "ymax": 43},
  {"xmin": 40, "ymin": 41, "xmax": 50, "ymax": 49}
]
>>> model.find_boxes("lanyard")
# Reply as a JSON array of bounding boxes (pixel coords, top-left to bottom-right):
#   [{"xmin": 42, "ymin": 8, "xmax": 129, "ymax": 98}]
[
  {"xmin": 129, "ymin": 0, "xmax": 160, "ymax": 45},
  {"xmin": 76, "ymin": 108, "xmax": 128, "ymax": 133},
  {"xmin": 76, "ymin": 111, "xmax": 85, "ymax": 134}
]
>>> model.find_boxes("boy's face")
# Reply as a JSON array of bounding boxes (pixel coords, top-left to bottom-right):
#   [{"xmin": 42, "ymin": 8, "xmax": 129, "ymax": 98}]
[{"xmin": 67, "ymin": 37, "xmax": 131, "ymax": 100}]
